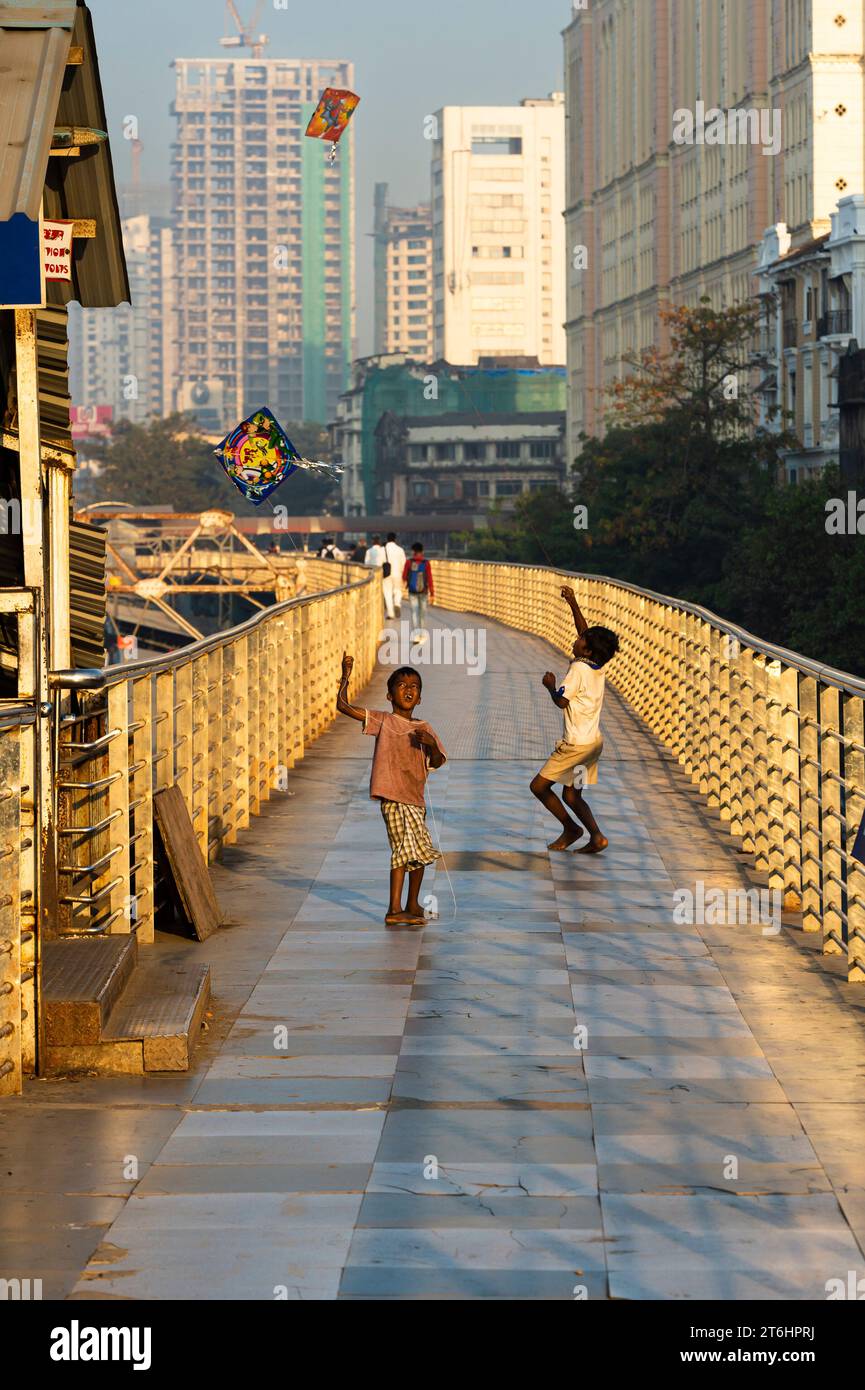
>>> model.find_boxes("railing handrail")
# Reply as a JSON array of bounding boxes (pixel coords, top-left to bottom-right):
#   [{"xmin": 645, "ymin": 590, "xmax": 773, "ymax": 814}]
[
  {"xmin": 0, "ymin": 703, "xmax": 38, "ymax": 731},
  {"xmin": 49, "ymin": 564, "xmax": 373, "ymax": 692},
  {"xmin": 440, "ymin": 558, "xmax": 865, "ymax": 698}
]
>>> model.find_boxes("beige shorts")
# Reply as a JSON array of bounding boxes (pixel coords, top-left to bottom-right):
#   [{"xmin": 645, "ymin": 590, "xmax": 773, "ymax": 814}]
[{"xmin": 538, "ymin": 737, "xmax": 603, "ymax": 788}]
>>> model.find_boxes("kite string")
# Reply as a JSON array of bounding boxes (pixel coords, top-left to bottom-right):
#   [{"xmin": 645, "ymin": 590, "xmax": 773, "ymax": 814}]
[{"xmin": 426, "ymin": 784, "xmax": 457, "ymax": 923}]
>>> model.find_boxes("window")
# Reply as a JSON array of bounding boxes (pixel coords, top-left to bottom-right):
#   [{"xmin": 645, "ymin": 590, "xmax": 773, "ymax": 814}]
[
  {"xmin": 462, "ymin": 480, "xmax": 478, "ymax": 499},
  {"xmin": 529, "ymin": 440, "xmax": 554, "ymax": 458},
  {"xmin": 435, "ymin": 443, "xmax": 456, "ymax": 461},
  {"xmin": 495, "ymin": 441, "xmax": 521, "ymax": 459},
  {"xmin": 412, "ymin": 480, "xmax": 432, "ymax": 497},
  {"xmin": 437, "ymin": 481, "xmax": 456, "ymax": 500},
  {"xmin": 409, "ymin": 445, "xmax": 428, "ymax": 463},
  {"xmin": 463, "ymin": 442, "xmax": 485, "ymax": 461},
  {"xmin": 471, "ymin": 136, "xmax": 523, "ymax": 156},
  {"xmin": 496, "ymin": 481, "xmax": 523, "ymax": 497}
]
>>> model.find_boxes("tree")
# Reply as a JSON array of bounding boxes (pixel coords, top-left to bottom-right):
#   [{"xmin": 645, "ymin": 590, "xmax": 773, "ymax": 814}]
[{"xmin": 720, "ymin": 467, "xmax": 865, "ymax": 676}]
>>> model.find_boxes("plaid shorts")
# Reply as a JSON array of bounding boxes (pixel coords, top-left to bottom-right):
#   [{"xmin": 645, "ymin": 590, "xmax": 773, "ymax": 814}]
[{"xmin": 380, "ymin": 799, "xmax": 440, "ymax": 871}]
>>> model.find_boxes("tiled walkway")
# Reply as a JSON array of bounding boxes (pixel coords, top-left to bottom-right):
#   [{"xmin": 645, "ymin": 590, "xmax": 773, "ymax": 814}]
[{"xmin": 5, "ymin": 611, "xmax": 865, "ymax": 1300}]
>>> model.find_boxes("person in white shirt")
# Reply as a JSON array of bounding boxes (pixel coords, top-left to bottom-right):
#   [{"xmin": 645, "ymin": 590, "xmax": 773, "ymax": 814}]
[
  {"xmin": 381, "ymin": 532, "xmax": 406, "ymax": 620},
  {"xmin": 364, "ymin": 535, "xmax": 386, "ymax": 569},
  {"xmin": 530, "ymin": 585, "xmax": 620, "ymax": 853}
]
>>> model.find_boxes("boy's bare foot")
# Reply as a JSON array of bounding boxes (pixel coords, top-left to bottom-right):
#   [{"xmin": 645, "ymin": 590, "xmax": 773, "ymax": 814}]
[
  {"xmin": 548, "ymin": 825, "xmax": 583, "ymax": 852},
  {"xmin": 577, "ymin": 835, "xmax": 608, "ymax": 854}
]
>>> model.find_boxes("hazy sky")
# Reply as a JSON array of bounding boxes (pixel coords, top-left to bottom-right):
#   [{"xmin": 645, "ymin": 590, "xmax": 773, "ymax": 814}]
[{"xmin": 89, "ymin": 0, "xmax": 570, "ymax": 353}]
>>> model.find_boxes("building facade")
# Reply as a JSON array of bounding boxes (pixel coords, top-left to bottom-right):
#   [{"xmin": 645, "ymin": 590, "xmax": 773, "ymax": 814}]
[
  {"xmin": 563, "ymin": 0, "xmax": 865, "ymax": 461},
  {"xmin": 373, "ymin": 411, "xmax": 566, "ymax": 516},
  {"xmin": 431, "ymin": 94, "xmax": 566, "ymax": 368},
  {"xmin": 373, "ymin": 184, "xmax": 433, "ymax": 358},
  {"xmin": 68, "ymin": 214, "xmax": 175, "ymax": 425},
  {"xmin": 330, "ymin": 354, "xmax": 567, "ymax": 515},
  {"xmin": 172, "ymin": 56, "xmax": 355, "ymax": 430},
  {"xmin": 755, "ymin": 195, "xmax": 865, "ymax": 481}
]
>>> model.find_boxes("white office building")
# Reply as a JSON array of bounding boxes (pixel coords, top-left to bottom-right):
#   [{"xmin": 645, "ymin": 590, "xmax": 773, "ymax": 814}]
[{"xmin": 431, "ymin": 94, "xmax": 566, "ymax": 367}]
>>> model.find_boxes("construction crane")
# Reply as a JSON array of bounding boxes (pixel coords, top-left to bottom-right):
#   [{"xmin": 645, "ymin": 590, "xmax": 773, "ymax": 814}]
[{"xmin": 220, "ymin": 0, "xmax": 270, "ymax": 58}]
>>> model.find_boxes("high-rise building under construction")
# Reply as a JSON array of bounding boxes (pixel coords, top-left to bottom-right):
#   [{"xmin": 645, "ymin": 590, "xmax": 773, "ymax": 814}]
[{"xmin": 171, "ymin": 55, "xmax": 356, "ymax": 430}]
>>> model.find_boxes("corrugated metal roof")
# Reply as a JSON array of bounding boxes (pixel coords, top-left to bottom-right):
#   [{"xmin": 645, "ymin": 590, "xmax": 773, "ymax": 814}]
[
  {"xmin": 0, "ymin": 0, "xmax": 129, "ymax": 307},
  {"xmin": 0, "ymin": 7, "xmax": 74, "ymax": 219}
]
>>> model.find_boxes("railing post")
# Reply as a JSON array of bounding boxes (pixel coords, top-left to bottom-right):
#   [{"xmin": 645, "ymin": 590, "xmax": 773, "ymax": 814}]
[
  {"xmin": 800, "ymin": 676, "xmax": 822, "ymax": 933},
  {"xmin": 102, "ymin": 680, "xmax": 131, "ymax": 933},
  {"xmin": 707, "ymin": 626, "xmax": 722, "ymax": 808},
  {"xmin": 820, "ymin": 684, "xmax": 844, "ymax": 956},
  {"xmin": 752, "ymin": 655, "xmax": 770, "ymax": 875},
  {"xmin": 765, "ymin": 661, "xmax": 786, "ymax": 894},
  {"xmin": 844, "ymin": 692, "xmax": 865, "ymax": 981},
  {"xmin": 234, "ymin": 635, "xmax": 251, "ymax": 836},
  {"xmin": 131, "ymin": 675, "xmax": 155, "ymax": 943},
  {"xmin": 779, "ymin": 666, "xmax": 802, "ymax": 906},
  {"xmin": 0, "ymin": 727, "xmax": 23, "ymax": 1096},
  {"xmin": 208, "ymin": 645, "xmax": 224, "ymax": 861},
  {"xmin": 247, "ymin": 626, "xmax": 261, "ymax": 819},
  {"xmin": 739, "ymin": 648, "xmax": 757, "ymax": 856},
  {"xmin": 191, "ymin": 654, "xmax": 209, "ymax": 862}
]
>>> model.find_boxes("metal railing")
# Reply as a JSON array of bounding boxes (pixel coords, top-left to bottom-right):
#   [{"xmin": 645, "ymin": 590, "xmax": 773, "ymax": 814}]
[
  {"xmin": 433, "ymin": 559, "xmax": 865, "ymax": 983},
  {"xmin": 0, "ymin": 703, "xmax": 37, "ymax": 1097},
  {"xmin": 817, "ymin": 308, "xmax": 852, "ymax": 339},
  {"xmin": 49, "ymin": 562, "xmax": 380, "ymax": 944}
]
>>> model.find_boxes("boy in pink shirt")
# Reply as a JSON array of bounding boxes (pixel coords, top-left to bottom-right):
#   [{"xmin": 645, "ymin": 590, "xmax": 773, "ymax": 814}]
[{"xmin": 337, "ymin": 654, "xmax": 447, "ymax": 928}]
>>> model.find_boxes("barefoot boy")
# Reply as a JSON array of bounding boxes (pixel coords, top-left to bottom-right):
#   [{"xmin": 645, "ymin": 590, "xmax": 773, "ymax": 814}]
[
  {"xmin": 530, "ymin": 586, "xmax": 619, "ymax": 853},
  {"xmin": 337, "ymin": 654, "xmax": 447, "ymax": 928}
]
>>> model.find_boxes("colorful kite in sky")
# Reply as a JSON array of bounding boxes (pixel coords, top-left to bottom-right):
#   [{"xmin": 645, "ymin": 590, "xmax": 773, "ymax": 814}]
[
  {"xmin": 305, "ymin": 88, "xmax": 360, "ymax": 162},
  {"xmin": 215, "ymin": 408, "xmax": 343, "ymax": 506}
]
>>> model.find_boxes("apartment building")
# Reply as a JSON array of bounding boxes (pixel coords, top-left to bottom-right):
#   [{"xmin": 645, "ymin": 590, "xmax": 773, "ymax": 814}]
[
  {"xmin": 374, "ymin": 411, "xmax": 566, "ymax": 516},
  {"xmin": 431, "ymin": 94, "xmax": 566, "ymax": 368},
  {"xmin": 755, "ymin": 195, "xmax": 865, "ymax": 481},
  {"xmin": 331, "ymin": 354, "xmax": 567, "ymax": 514},
  {"xmin": 563, "ymin": 0, "xmax": 865, "ymax": 462},
  {"xmin": 373, "ymin": 184, "xmax": 433, "ymax": 358},
  {"xmin": 68, "ymin": 214, "xmax": 175, "ymax": 425},
  {"xmin": 172, "ymin": 56, "xmax": 355, "ymax": 430}
]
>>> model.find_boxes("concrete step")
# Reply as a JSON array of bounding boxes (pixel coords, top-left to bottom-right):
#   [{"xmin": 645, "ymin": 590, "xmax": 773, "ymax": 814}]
[
  {"xmin": 103, "ymin": 956, "xmax": 211, "ymax": 1071},
  {"xmin": 42, "ymin": 939, "xmax": 211, "ymax": 1075},
  {"xmin": 43, "ymin": 936, "xmax": 138, "ymax": 1046}
]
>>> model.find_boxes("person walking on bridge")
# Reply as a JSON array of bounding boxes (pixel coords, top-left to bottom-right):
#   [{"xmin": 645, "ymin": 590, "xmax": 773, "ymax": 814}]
[
  {"xmin": 381, "ymin": 532, "xmax": 406, "ymax": 621},
  {"xmin": 403, "ymin": 542, "xmax": 435, "ymax": 637}
]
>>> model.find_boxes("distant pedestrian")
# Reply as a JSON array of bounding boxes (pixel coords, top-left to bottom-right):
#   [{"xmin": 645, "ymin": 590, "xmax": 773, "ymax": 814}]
[
  {"xmin": 350, "ymin": 540, "xmax": 366, "ymax": 563},
  {"xmin": 403, "ymin": 542, "xmax": 435, "ymax": 636},
  {"xmin": 382, "ymin": 532, "xmax": 406, "ymax": 620},
  {"xmin": 365, "ymin": 534, "xmax": 385, "ymax": 569},
  {"xmin": 337, "ymin": 654, "xmax": 447, "ymax": 928},
  {"xmin": 530, "ymin": 585, "xmax": 619, "ymax": 854}
]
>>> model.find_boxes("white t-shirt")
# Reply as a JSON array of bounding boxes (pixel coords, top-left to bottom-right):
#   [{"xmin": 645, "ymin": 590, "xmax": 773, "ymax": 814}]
[
  {"xmin": 364, "ymin": 544, "xmax": 385, "ymax": 568},
  {"xmin": 561, "ymin": 659, "xmax": 605, "ymax": 745},
  {"xmin": 383, "ymin": 541, "xmax": 406, "ymax": 581}
]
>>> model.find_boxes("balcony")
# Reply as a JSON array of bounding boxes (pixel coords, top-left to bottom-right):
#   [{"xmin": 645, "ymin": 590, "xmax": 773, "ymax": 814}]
[{"xmin": 817, "ymin": 309, "xmax": 852, "ymax": 338}]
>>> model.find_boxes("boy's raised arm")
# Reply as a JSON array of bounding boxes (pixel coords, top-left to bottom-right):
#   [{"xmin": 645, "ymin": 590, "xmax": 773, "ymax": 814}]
[
  {"xmin": 336, "ymin": 652, "xmax": 366, "ymax": 722},
  {"xmin": 561, "ymin": 584, "xmax": 588, "ymax": 636}
]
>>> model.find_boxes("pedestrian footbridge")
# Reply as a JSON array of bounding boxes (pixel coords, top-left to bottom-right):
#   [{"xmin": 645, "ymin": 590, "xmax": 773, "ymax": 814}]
[{"xmin": 0, "ymin": 560, "xmax": 863, "ymax": 1299}]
